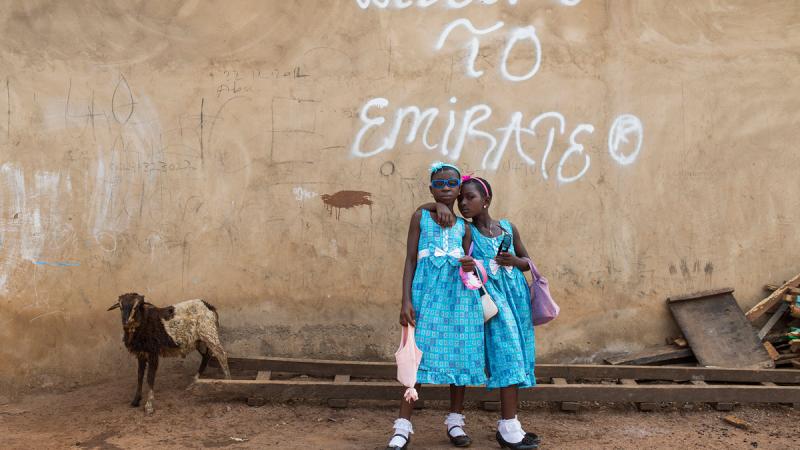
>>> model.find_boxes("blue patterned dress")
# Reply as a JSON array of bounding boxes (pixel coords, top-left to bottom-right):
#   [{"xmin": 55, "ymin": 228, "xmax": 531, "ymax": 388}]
[
  {"xmin": 470, "ymin": 220, "xmax": 536, "ymax": 389},
  {"xmin": 412, "ymin": 210, "xmax": 486, "ymax": 386}
]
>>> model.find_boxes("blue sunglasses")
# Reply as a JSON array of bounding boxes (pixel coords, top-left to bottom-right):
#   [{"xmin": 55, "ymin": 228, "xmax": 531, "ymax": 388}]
[{"xmin": 431, "ymin": 178, "xmax": 461, "ymax": 189}]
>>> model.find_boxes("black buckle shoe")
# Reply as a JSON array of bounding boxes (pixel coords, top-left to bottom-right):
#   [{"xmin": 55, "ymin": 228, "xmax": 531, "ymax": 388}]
[
  {"xmin": 447, "ymin": 426, "xmax": 472, "ymax": 447},
  {"xmin": 525, "ymin": 432, "xmax": 541, "ymax": 445},
  {"xmin": 385, "ymin": 433, "xmax": 409, "ymax": 450},
  {"xmin": 495, "ymin": 431, "xmax": 539, "ymax": 449}
]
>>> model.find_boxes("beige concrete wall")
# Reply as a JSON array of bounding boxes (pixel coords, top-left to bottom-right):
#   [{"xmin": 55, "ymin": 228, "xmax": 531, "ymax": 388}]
[{"xmin": 2, "ymin": 0, "xmax": 800, "ymax": 395}]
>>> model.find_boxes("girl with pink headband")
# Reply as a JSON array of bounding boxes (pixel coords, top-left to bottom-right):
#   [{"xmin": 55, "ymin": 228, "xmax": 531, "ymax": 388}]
[{"xmin": 419, "ymin": 175, "xmax": 540, "ymax": 449}]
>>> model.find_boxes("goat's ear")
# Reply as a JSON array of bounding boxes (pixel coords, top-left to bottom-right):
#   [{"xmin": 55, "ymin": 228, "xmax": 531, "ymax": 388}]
[{"xmin": 107, "ymin": 303, "xmax": 120, "ymax": 311}]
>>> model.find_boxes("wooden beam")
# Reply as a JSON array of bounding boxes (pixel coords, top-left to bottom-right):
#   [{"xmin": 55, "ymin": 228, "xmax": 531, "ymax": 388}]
[
  {"xmin": 604, "ymin": 346, "xmax": 693, "ymax": 366},
  {"xmin": 620, "ymin": 379, "xmax": 656, "ymax": 411},
  {"xmin": 209, "ymin": 357, "xmax": 800, "ymax": 384},
  {"xmin": 763, "ymin": 342, "xmax": 780, "ymax": 361},
  {"xmin": 764, "ymin": 284, "xmax": 800, "ymax": 295},
  {"xmin": 551, "ymin": 378, "xmax": 578, "ymax": 411},
  {"xmin": 328, "ymin": 374, "xmax": 352, "ymax": 408},
  {"xmin": 190, "ymin": 378, "xmax": 800, "ymax": 404},
  {"xmin": 481, "ymin": 401, "xmax": 501, "ymax": 411},
  {"xmin": 334, "ymin": 374, "xmax": 351, "ymax": 384},
  {"xmin": 746, "ymin": 272, "xmax": 800, "ymax": 321}
]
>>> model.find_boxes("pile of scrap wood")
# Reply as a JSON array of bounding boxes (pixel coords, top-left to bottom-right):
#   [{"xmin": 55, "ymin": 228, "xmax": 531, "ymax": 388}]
[
  {"xmin": 745, "ymin": 272, "xmax": 800, "ymax": 368},
  {"xmin": 606, "ymin": 284, "xmax": 800, "ymax": 370}
]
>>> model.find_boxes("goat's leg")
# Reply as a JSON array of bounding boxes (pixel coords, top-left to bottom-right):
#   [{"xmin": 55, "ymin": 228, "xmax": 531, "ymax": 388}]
[
  {"xmin": 131, "ymin": 355, "xmax": 146, "ymax": 407},
  {"xmin": 199, "ymin": 331, "xmax": 230, "ymax": 379},
  {"xmin": 144, "ymin": 352, "xmax": 159, "ymax": 415},
  {"xmin": 197, "ymin": 346, "xmax": 211, "ymax": 375}
]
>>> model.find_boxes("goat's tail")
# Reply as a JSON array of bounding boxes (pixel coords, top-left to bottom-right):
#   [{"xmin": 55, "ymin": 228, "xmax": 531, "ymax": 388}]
[{"xmin": 201, "ymin": 300, "xmax": 220, "ymax": 327}]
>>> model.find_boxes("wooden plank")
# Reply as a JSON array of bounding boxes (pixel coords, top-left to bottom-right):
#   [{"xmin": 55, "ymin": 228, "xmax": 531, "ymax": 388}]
[
  {"xmin": 668, "ymin": 289, "xmax": 774, "ymax": 369},
  {"xmin": 328, "ymin": 374, "xmax": 352, "ymax": 408},
  {"xmin": 190, "ymin": 378, "xmax": 800, "ymax": 404},
  {"xmin": 764, "ymin": 284, "xmax": 800, "ymax": 295},
  {"xmin": 255, "ymin": 371, "xmax": 271, "ymax": 381},
  {"xmin": 690, "ymin": 379, "xmax": 731, "ymax": 411},
  {"xmin": 211, "ymin": 356, "xmax": 397, "ymax": 379},
  {"xmin": 763, "ymin": 342, "xmax": 780, "ymax": 361},
  {"xmin": 604, "ymin": 346, "xmax": 693, "ymax": 366},
  {"xmin": 747, "ymin": 272, "xmax": 800, "ymax": 321},
  {"xmin": 481, "ymin": 401, "xmax": 501, "ymax": 411},
  {"xmin": 620, "ymin": 379, "xmax": 657, "ymax": 411},
  {"xmin": 552, "ymin": 378, "xmax": 578, "ymax": 411},
  {"xmin": 758, "ymin": 303, "xmax": 789, "ymax": 340},
  {"xmin": 541, "ymin": 365, "xmax": 800, "ymax": 384},
  {"xmin": 209, "ymin": 357, "xmax": 800, "ymax": 384},
  {"xmin": 334, "ymin": 374, "xmax": 351, "ymax": 383}
]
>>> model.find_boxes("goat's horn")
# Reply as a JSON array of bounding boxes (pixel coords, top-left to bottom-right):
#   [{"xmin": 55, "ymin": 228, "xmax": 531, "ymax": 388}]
[{"xmin": 107, "ymin": 303, "xmax": 120, "ymax": 311}]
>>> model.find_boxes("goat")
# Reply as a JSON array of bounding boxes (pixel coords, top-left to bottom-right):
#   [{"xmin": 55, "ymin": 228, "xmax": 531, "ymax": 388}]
[{"xmin": 108, "ymin": 292, "xmax": 231, "ymax": 414}]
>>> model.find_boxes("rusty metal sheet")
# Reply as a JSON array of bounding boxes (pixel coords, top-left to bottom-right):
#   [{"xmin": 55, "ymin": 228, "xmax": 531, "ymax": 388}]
[{"xmin": 667, "ymin": 288, "xmax": 774, "ymax": 369}]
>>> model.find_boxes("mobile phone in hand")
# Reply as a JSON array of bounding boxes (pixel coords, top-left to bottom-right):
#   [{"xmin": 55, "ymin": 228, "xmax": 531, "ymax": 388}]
[{"xmin": 497, "ymin": 231, "xmax": 512, "ymax": 256}]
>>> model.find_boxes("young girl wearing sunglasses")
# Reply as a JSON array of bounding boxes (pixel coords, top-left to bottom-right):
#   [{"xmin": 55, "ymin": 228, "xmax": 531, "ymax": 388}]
[
  {"xmin": 386, "ymin": 162, "xmax": 485, "ymax": 450},
  {"xmin": 419, "ymin": 176, "xmax": 540, "ymax": 449}
]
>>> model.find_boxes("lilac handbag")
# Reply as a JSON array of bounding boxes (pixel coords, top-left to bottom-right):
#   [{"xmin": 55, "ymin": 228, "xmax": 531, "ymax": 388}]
[{"xmin": 524, "ymin": 257, "xmax": 559, "ymax": 326}]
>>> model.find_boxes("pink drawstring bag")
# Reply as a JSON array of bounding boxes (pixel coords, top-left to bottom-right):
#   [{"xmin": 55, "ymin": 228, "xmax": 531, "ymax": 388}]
[
  {"xmin": 525, "ymin": 257, "xmax": 559, "ymax": 326},
  {"xmin": 395, "ymin": 325, "xmax": 423, "ymax": 402},
  {"xmin": 459, "ymin": 243, "xmax": 499, "ymax": 322}
]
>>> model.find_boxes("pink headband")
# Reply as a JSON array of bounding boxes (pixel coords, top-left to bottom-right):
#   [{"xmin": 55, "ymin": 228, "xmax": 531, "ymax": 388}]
[{"xmin": 461, "ymin": 174, "xmax": 490, "ymax": 198}]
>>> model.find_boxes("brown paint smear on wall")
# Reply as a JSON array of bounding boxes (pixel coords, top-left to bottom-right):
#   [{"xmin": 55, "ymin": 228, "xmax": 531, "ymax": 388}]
[{"xmin": 321, "ymin": 191, "xmax": 372, "ymax": 220}]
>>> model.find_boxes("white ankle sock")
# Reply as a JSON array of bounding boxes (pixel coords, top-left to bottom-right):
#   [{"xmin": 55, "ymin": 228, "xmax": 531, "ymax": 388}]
[
  {"xmin": 445, "ymin": 412, "xmax": 467, "ymax": 437},
  {"xmin": 388, "ymin": 418, "xmax": 413, "ymax": 447},
  {"xmin": 498, "ymin": 416, "xmax": 525, "ymax": 443}
]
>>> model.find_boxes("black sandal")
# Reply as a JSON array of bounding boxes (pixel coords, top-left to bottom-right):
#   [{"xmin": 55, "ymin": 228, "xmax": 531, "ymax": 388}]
[
  {"xmin": 447, "ymin": 426, "xmax": 472, "ymax": 447},
  {"xmin": 385, "ymin": 433, "xmax": 409, "ymax": 450},
  {"xmin": 495, "ymin": 431, "xmax": 539, "ymax": 449}
]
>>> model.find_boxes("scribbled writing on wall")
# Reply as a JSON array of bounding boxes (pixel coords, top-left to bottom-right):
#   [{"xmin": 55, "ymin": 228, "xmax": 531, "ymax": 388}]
[{"xmin": 349, "ymin": 0, "xmax": 642, "ymax": 184}]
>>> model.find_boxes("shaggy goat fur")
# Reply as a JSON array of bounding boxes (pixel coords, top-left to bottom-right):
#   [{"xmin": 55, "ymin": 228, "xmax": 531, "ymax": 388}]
[{"xmin": 109, "ymin": 292, "xmax": 230, "ymax": 414}]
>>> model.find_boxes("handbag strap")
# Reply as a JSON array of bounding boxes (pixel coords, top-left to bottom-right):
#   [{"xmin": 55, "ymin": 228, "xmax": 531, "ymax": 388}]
[
  {"xmin": 401, "ymin": 324, "xmax": 417, "ymax": 346},
  {"xmin": 524, "ymin": 257, "xmax": 542, "ymax": 281}
]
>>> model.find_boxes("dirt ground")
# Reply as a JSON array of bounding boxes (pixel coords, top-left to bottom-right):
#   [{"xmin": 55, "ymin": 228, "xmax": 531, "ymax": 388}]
[{"xmin": 3, "ymin": 368, "xmax": 800, "ymax": 450}]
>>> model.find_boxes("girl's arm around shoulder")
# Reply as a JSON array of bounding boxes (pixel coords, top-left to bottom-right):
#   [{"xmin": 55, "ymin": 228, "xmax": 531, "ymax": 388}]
[{"xmin": 415, "ymin": 202, "xmax": 456, "ymax": 228}]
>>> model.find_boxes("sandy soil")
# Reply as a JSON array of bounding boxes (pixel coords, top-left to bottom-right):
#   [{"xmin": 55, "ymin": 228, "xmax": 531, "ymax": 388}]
[{"xmin": 3, "ymin": 368, "xmax": 800, "ymax": 450}]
